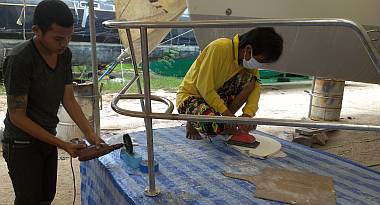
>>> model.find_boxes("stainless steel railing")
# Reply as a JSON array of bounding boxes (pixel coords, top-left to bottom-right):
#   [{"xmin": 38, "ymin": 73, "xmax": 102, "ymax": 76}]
[{"xmin": 103, "ymin": 18, "xmax": 380, "ymax": 196}]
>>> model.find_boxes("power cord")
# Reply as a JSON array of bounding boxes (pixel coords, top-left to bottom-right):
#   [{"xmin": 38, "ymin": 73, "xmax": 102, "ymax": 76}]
[
  {"xmin": 69, "ymin": 138, "xmax": 85, "ymax": 205},
  {"xmin": 70, "ymin": 157, "xmax": 76, "ymax": 205}
]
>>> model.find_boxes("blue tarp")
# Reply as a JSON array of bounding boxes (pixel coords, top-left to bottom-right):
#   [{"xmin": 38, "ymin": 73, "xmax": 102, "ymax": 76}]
[{"xmin": 81, "ymin": 126, "xmax": 380, "ymax": 205}]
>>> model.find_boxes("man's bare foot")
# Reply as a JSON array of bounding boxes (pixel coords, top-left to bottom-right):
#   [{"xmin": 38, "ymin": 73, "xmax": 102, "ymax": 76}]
[{"xmin": 186, "ymin": 122, "xmax": 203, "ymax": 140}]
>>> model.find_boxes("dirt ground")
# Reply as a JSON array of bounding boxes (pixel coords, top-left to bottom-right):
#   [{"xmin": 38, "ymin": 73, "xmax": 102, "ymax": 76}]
[{"xmin": 0, "ymin": 81, "xmax": 379, "ymax": 205}]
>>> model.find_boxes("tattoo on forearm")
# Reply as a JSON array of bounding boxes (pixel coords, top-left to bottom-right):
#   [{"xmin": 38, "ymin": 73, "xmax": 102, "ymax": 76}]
[{"xmin": 7, "ymin": 95, "xmax": 28, "ymax": 111}]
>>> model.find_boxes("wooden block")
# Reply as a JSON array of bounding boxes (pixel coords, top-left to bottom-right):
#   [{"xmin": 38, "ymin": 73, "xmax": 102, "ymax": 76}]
[
  {"xmin": 293, "ymin": 136, "xmax": 313, "ymax": 147},
  {"xmin": 292, "ymin": 132, "xmax": 329, "ymax": 146},
  {"xmin": 295, "ymin": 128, "xmax": 329, "ymax": 136},
  {"xmin": 224, "ymin": 168, "xmax": 336, "ymax": 205},
  {"xmin": 312, "ymin": 132, "xmax": 329, "ymax": 146}
]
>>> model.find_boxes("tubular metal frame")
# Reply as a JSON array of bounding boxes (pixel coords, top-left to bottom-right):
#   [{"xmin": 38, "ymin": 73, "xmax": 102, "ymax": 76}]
[
  {"xmin": 89, "ymin": 0, "xmax": 100, "ymax": 136},
  {"xmin": 103, "ymin": 18, "xmax": 380, "ymax": 196}
]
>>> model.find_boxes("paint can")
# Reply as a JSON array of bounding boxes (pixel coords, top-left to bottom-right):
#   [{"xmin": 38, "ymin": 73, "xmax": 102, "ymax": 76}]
[
  {"xmin": 309, "ymin": 78, "xmax": 345, "ymax": 121},
  {"xmin": 56, "ymin": 81, "xmax": 95, "ymax": 141}
]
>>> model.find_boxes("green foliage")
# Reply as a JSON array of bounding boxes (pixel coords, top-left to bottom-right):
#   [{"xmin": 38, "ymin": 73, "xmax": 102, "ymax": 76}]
[
  {"xmin": 149, "ymin": 74, "xmax": 182, "ymax": 92},
  {"xmin": 155, "ymin": 48, "xmax": 179, "ymax": 71},
  {"xmin": 108, "ymin": 63, "xmax": 134, "ymax": 72},
  {"xmin": 72, "ymin": 65, "xmax": 87, "ymax": 73},
  {"xmin": 101, "ymin": 80, "xmax": 129, "ymax": 93},
  {"xmin": 100, "ymin": 72, "xmax": 182, "ymax": 94},
  {"xmin": 72, "ymin": 63, "xmax": 134, "ymax": 74}
]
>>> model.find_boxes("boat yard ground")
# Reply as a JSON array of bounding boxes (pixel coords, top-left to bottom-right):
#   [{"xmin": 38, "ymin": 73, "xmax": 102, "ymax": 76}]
[{"xmin": 0, "ymin": 81, "xmax": 379, "ymax": 205}]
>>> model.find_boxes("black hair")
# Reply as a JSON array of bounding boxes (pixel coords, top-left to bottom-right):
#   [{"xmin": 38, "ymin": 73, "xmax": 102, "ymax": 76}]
[
  {"xmin": 239, "ymin": 27, "xmax": 283, "ymax": 63},
  {"xmin": 33, "ymin": 0, "xmax": 74, "ymax": 33}
]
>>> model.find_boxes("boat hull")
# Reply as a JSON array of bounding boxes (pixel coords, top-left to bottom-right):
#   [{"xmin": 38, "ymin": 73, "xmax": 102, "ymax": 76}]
[
  {"xmin": 0, "ymin": 0, "xmax": 119, "ymax": 43},
  {"xmin": 0, "ymin": 0, "xmax": 120, "ymax": 65},
  {"xmin": 186, "ymin": 0, "xmax": 380, "ymax": 84}
]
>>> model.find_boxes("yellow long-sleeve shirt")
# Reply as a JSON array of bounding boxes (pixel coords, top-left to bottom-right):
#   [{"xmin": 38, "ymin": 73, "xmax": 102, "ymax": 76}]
[{"xmin": 176, "ymin": 34, "xmax": 261, "ymax": 117}]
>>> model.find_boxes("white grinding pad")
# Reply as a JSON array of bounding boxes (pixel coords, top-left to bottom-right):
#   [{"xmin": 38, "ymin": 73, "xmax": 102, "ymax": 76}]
[{"xmin": 231, "ymin": 134, "xmax": 282, "ymax": 159}]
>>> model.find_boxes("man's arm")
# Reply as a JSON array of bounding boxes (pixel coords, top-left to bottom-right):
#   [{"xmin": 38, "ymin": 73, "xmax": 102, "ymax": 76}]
[
  {"xmin": 195, "ymin": 44, "xmax": 229, "ymax": 114},
  {"xmin": 238, "ymin": 71, "xmax": 261, "ymax": 133},
  {"xmin": 7, "ymin": 95, "xmax": 84, "ymax": 156},
  {"xmin": 62, "ymin": 84, "xmax": 104, "ymax": 147},
  {"xmin": 242, "ymin": 70, "xmax": 261, "ymax": 117}
]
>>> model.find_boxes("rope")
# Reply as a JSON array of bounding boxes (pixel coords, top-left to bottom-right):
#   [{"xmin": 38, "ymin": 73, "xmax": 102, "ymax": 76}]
[
  {"xmin": 16, "ymin": 0, "xmax": 27, "ymax": 40},
  {"xmin": 158, "ymin": 29, "xmax": 194, "ymax": 45},
  {"xmin": 98, "ymin": 28, "xmax": 194, "ymax": 81}
]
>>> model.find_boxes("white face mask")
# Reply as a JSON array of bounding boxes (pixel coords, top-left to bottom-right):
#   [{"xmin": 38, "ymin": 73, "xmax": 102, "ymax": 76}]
[{"xmin": 243, "ymin": 49, "xmax": 262, "ymax": 69}]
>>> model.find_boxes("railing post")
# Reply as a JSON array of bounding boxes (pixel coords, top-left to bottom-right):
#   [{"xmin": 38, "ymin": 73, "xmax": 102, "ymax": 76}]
[
  {"xmin": 140, "ymin": 27, "xmax": 160, "ymax": 196},
  {"xmin": 88, "ymin": 0, "xmax": 100, "ymax": 137},
  {"xmin": 126, "ymin": 28, "xmax": 145, "ymax": 110}
]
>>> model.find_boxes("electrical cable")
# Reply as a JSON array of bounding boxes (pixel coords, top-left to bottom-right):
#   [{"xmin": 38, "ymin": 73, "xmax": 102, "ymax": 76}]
[{"xmin": 70, "ymin": 157, "xmax": 76, "ymax": 205}]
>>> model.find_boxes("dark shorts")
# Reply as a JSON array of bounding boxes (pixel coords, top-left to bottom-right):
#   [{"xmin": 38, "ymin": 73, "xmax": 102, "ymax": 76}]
[{"xmin": 2, "ymin": 138, "xmax": 58, "ymax": 205}]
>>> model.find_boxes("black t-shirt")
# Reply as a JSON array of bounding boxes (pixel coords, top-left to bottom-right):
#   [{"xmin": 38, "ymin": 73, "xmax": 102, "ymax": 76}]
[{"xmin": 3, "ymin": 38, "xmax": 73, "ymax": 140}]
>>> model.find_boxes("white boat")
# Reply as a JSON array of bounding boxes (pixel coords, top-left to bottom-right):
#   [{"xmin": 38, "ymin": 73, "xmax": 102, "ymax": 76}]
[{"xmin": 186, "ymin": 0, "xmax": 380, "ymax": 84}]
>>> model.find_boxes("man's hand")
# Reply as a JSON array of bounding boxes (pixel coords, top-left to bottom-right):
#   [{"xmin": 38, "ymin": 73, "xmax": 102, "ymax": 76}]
[
  {"xmin": 63, "ymin": 142, "xmax": 86, "ymax": 158},
  {"xmin": 238, "ymin": 124, "xmax": 257, "ymax": 133},
  {"xmin": 224, "ymin": 124, "xmax": 239, "ymax": 134},
  {"xmin": 186, "ymin": 122, "xmax": 203, "ymax": 140},
  {"xmin": 222, "ymin": 109, "xmax": 238, "ymax": 134},
  {"xmin": 87, "ymin": 133, "xmax": 106, "ymax": 149},
  {"xmin": 237, "ymin": 114, "xmax": 257, "ymax": 133}
]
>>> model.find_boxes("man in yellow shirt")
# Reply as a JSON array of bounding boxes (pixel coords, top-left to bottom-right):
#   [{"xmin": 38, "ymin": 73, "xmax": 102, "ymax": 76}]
[{"xmin": 177, "ymin": 27, "xmax": 283, "ymax": 140}]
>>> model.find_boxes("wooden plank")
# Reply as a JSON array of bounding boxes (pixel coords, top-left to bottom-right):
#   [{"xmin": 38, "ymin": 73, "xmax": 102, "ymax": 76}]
[
  {"xmin": 295, "ymin": 127, "xmax": 330, "ymax": 136},
  {"xmin": 224, "ymin": 168, "xmax": 336, "ymax": 205}
]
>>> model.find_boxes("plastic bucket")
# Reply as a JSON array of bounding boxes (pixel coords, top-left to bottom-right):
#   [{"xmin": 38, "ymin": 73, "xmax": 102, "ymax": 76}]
[{"xmin": 56, "ymin": 82, "xmax": 94, "ymax": 141}]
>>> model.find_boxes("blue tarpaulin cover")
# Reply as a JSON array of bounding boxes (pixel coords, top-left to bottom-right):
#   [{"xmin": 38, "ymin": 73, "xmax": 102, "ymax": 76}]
[{"xmin": 81, "ymin": 126, "xmax": 380, "ymax": 205}]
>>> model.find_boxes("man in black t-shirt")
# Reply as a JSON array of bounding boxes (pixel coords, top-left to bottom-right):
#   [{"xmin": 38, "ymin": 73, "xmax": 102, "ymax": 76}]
[{"xmin": 1, "ymin": 0, "xmax": 104, "ymax": 204}]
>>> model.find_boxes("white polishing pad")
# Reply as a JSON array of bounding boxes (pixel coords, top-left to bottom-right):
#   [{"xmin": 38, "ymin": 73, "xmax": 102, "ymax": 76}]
[{"xmin": 231, "ymin": 134, "xmax": 282, "ymax": 159}]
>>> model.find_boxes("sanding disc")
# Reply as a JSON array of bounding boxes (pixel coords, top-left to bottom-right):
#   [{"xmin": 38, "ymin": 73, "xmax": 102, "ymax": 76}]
[
  {"xmin": 231, "ymin": 134, "xmax": 282, "ymax": 159},
  {"xmin": 123, "ymin": 134, "xmax": 133, "ymax": 154}
]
